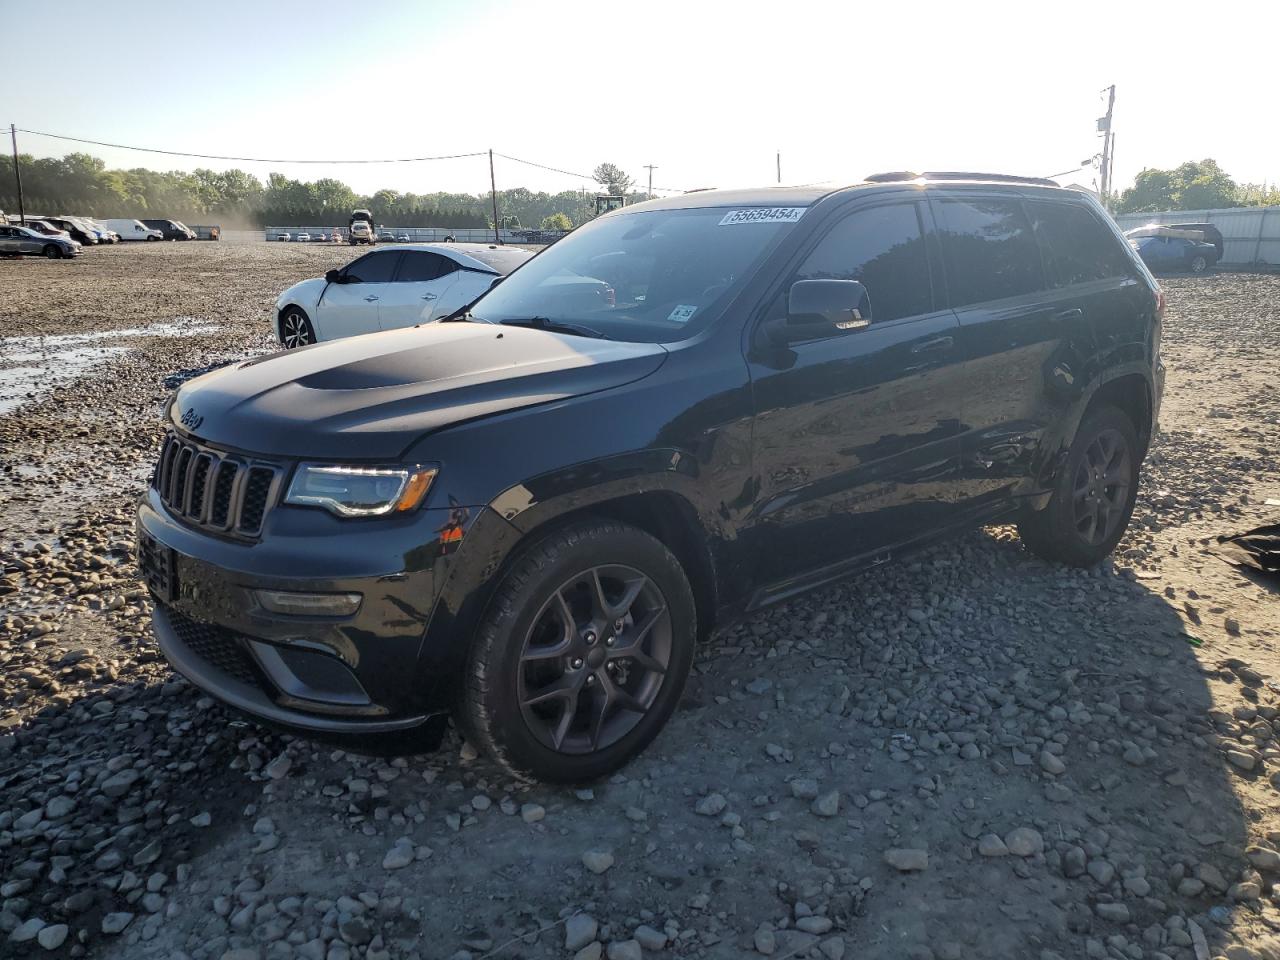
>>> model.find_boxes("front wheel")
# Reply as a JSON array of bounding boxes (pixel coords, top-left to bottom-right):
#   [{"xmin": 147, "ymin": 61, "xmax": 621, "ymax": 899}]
[
  {"xmin": 279, "ymin": 307, "xmax": 316, "ymax": 348},
  {"xmin": 458, "ymin": 520, "xmax": 696, "ymax": 783},
  {"xmin": 1189, "ymin": 254, "xmax": 1208, "ymax": 274},
  {"xmin": 1017, "ymin": 404, "xmax": 1140, "ymax": 567},
  {"xmin": 42, "ymin": 244, "xmax": 63, "ymax": 260}
]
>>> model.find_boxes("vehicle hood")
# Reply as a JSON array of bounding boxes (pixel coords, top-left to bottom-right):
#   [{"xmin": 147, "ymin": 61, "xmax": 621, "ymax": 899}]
[{"xmin": 172, "ymin": 323, "xmax": 668, "ymax": 460}]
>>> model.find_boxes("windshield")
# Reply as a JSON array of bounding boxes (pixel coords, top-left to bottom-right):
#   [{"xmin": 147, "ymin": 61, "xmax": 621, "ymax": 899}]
[{"xmin": 469, "ymin": 206, "xmax": 804, "ymax": 343}]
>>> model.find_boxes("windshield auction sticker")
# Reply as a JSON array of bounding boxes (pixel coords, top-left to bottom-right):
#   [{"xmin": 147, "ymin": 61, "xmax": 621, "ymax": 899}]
[{"xmin": 718, "ymin": 207, "xmax": 806, "ymax": 226}]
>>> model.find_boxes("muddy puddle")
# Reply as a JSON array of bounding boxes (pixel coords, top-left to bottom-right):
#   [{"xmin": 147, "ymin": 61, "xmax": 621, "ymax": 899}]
[{"xmin": 0, "ymin": 318, "xmax": 221, "ymax": 415}]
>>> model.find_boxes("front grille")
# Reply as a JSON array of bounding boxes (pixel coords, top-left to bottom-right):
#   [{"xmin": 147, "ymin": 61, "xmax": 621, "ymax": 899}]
[
  {"xmin": 152, "ymin": 432, "xmax": 283, "ymax": 539},
  {"xmin": 165, "ymin": 607, "xmax": 264, "ymax": 689}
]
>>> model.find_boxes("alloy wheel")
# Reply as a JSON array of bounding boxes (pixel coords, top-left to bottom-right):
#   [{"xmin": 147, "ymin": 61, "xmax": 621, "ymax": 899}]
[
  {"xmin": 281, "ymin": 311, "xmax": 311, "ymax": 349},
  {"xmin": 1071, "ymin": 427, "xmax": 1131, "ymax": 546},
  {"xmin": 1191, "ymin": 255, "xmax": 1207, "ymax": 273},
  {"xmin": 517, "ymin": 564, "xmax": 672, "ymax": 754}
]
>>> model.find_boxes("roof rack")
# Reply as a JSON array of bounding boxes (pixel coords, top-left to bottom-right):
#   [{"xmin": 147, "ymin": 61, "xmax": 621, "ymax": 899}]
[{"xmin": 864, "ymin": 171, "xmax": 1058, "ymax": 187}]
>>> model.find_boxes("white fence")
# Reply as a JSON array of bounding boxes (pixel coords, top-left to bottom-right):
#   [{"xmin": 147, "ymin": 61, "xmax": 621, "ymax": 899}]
[
  {"xmin": 1112, "ymin": 206, "xmax": 1280, "ymax": 266},
  {"xmin": 263, "ymin": 226, "xmax": 563, "ymax": 244}
]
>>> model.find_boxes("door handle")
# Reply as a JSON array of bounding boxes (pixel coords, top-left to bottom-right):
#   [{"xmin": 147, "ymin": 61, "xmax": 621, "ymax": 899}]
[
  {"xmin": 421, "ymin": 293, "xmax": 437, "ymax": 300},
  {"xmin": 364, "ymin": 295, "xmax": 380, "ymax": 302},
  {"xmin": 1053, "ymin": 308, "xmax": 1083, "ymax": 322},
  {"xmin": 910, "ymin": 335, "xmax": 954, "ymax": 355}
]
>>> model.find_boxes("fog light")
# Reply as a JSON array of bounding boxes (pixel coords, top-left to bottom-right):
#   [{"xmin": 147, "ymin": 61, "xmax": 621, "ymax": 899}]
[{"xmin": 255, "ymin": 590, "xmax": 362, "ymax": 617}]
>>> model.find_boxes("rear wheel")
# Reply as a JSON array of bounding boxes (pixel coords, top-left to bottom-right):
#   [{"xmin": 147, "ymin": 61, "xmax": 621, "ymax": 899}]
[
  {"xmin": 458, "ymin": 520, "xmax": 695, "ymax": 783},
  {"xmin": 1017, "ymin": 404, "xmax": 1140, "ymax": 567},
  {"xmin": 280, "ymin": 307, "xmax": 316, "ymax": 348},
  {"xmin": 1189, "ymin": 254, "xmax": 1208, "ymax": 273},
  {"xmin": 42, "ymin": 244, "xmax": 62, "ymax": 260}
]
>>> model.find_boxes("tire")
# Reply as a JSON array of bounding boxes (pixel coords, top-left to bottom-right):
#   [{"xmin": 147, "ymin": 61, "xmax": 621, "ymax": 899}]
[
  {"xmin": 1017, "ymin": 404, "xmax": 1140, "ymax": 567},
  {"xmin": 279, "ymin": 307, "xmax": 316, "ymax": 348},
  {"xmin": 458, "ymin": 520, "xmax": 696, "ymax": 783},
  {"xmin": 42, "ymin": 244, "xmax": 62, "ymax": 260},
  {"xmin": 1189, "ymin": 254, "xmax": 1208, "ymax": 274}
]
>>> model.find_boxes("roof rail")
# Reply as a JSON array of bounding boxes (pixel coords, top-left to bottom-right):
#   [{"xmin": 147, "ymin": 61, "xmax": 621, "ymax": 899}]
[{"xmin": 864, "ymin": 171, "xmax": 1059, "ymax": 187}]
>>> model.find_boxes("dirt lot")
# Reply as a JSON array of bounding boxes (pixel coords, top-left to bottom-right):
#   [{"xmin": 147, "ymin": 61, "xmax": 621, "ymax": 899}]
[{"xmin": 2, "ymin": 243, "xmax": 1279, "ymax": 960}]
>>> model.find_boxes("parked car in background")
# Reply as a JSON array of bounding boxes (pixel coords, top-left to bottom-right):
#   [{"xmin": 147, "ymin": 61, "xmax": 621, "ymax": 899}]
[
  {"xmin": 1128, "ymin": 230, "xmax": 1218, "ymax": 273},
  {"xmin": 143, "ymin": 173, "xmax": 1164, "ymax": 781},
  {"xmin": 74, "ymin": 218, "xmax": 114, "ymax": 243},
  {"xmin": 378, "ymin": 231, "xmax": 397, "ymax": 243},
  {"xmin": 276, "ymin": 231, "xmax": 291, "ymax": 242},
  {"xmin": 105, "ymin": 218, "xmax": 164, "ymax": 241},
  {"xmin": 32, "ymin": 216, "xmax": 97, "ymax": 244},
  {"xmin": 9, "ymin": 218, "xmax": 70, "ymax": 240},
  {"xmin": 189, "ymin": 225, "xmax": 221, "ymax": 240},
  {"xmin": 274, "ymin": 243, "xmax": 534, "ymax": 347},
  {"xmin": 142, "ymin": 219, "xmax": 196, "ymax": 241},
  {"xmin": 296, "ymin": 232, "xmax": 312, "ymax": 242},
  {"xmin": 1162, "ymin": 222, "xmax": 1225, "ymax": 262},
  {"xmin": 0, "ymin": 224, "xmax": 80, "ymax": 258},
  {"xmin": 397, "ymin": 233, "xmax": 411, "ymax": 242},
  {"xmin": 89, "ymin": 220, "xmax": 122, "ymax": 243}
]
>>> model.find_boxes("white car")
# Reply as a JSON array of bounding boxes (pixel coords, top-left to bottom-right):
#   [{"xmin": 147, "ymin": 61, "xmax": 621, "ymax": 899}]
[
  {"xmin": 296, "ymin": 232, "xmax": 311, "ymax": 242},
  {"xmin": 277, "ymin": 232, "xmax": 291, "ymax": 242},
  {"xmin": 274, "ymin": 243, "xmax": 535, "ymax": 348}
]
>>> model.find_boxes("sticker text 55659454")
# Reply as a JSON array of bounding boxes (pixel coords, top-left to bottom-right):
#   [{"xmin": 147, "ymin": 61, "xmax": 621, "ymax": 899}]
[{"xmin": 718, "ymin": 207, "xmax": 807, "ymax": 226}]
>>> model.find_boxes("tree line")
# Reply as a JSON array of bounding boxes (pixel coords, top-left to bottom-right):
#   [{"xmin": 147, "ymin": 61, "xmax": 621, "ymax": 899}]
[
  {"xmin": 0, "ymin": 153, "xmax": 651, "ymax": 230},
  {"xmin": 1114, "ymin": 159, "xmax": 1278, "ymax": 214}
]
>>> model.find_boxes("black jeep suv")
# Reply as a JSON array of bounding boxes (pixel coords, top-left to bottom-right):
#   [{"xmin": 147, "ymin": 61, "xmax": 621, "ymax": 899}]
[{"xmin": 138, "ymin": 172, "xmax": 1164, "ymax": 782}]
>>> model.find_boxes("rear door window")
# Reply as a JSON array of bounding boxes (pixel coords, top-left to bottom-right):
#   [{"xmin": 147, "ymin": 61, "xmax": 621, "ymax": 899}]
[
  {"xmin": 1028, "ymin": 201, "xmax": 1131, "ymax": 286},
  {"xmin": 344, "ymin": 251, "xmax": 401, "ymax": 283},
  {"xmin": 935, "ymin": 198, "xmax": 1045, "ymax": 307},
  {"xmin": 395, "ymin": 251, "xmax": 456, "ymax": 282},
  {"xmin": 792, "ymin": 202, "xmax": 933, "ymax": 322}
]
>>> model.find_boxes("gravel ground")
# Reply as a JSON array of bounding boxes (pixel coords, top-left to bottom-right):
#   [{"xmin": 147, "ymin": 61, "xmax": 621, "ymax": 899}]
[{"xmin": 2, "ymin": 244, "xmax": 1279, "ymax": 960}]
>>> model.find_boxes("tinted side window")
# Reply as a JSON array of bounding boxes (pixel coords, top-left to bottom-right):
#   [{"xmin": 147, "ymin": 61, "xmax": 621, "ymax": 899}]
[
  {"xmin": 344, "ymin": 252, "xmax": 400, "ymax": 283},
  {"xmin": 1029, "ymin": 201, "xmax": 1131, "ymax": 286},
  {"xmin": 396, "ymin": 251, "xmax": 456, "ymax": 283},
  {"xmin": 936, "ymin": 198, "xmax": 1044, "ymax": 306},
  {"xmin": 794, "ymin": 203, "xmax": 932, "ymax": 322}
]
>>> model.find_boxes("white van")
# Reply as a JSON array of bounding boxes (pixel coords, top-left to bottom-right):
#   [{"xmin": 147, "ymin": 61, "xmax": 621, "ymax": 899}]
[{"xmin": 106, "ymin": 218, "xmax": 164, "ymax": 241}]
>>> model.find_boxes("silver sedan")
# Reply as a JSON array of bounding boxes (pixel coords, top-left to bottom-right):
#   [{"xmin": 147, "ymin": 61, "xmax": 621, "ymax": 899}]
[{"xmin": 0, "ymin": 225, "xmax": 80, "ymax": 258}]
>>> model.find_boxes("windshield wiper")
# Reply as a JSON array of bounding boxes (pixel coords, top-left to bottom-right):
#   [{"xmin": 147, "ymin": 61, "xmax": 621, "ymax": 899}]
[{"xmin": 497, "ymin": 317, "xmax": 611, "ymax": 340}]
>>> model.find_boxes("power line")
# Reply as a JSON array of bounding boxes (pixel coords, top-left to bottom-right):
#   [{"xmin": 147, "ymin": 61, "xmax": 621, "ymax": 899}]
[
  {"xmin": 496, "ymin": 153, "xmax": 686, "ymax": 193},
  {"xmin": 13, "ymin": 127, "xmax": 486, "ymax": 164},
  {"xmin": 15, "ymin": 126, "xmax": 696, "ymax": 193}
]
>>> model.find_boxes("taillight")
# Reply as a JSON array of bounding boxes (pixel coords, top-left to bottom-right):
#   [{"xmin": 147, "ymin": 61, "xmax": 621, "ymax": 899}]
[{"xmin": 1154, "ymin": 285, "xmax": 1166, "ymax": 318}]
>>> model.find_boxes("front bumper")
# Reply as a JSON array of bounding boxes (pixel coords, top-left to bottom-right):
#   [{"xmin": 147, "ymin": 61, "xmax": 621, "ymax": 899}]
[{"xmin": 137, "ymin": 488, "xmax": 503, "ymax": 736}]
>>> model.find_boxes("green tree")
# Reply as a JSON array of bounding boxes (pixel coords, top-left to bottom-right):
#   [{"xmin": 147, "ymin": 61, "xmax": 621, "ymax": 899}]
[
  {"xmin": 541, "ymin": 212, "xmax": 572, "ymax": 231},
  {"xmin": 1116, "ymin": 159, "xmax": 1239, "ymax": 214},
  {"xmin": 592, "ymin": 162, "xmax": 633, "ymax": 196}
]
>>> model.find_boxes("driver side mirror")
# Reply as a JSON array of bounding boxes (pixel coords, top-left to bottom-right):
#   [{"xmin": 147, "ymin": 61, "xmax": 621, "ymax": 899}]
[
  {"xmin": 764, "ymin": 279, "xmax": 872, "ymax": 345},
  {"xmin": 325, "ymin": 269, "xmax": 342, "ymax": 284}
]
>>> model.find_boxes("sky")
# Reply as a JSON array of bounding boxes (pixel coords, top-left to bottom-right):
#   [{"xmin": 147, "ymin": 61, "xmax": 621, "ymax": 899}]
[{"xmin": 6, "ymin": 0, "xmax": 1279, "ymax": 199}]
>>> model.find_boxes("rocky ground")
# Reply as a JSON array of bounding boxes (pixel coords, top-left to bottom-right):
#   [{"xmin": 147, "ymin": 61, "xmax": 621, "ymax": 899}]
[{"xmin": 2, "ymin": 244, "xmax": 1279, "ymax": 960}]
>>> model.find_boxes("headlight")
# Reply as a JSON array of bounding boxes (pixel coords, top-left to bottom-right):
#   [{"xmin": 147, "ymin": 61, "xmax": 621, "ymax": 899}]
[{"xmin": 285, "ymin": 463, "xmax": 437, "ymax": 518}]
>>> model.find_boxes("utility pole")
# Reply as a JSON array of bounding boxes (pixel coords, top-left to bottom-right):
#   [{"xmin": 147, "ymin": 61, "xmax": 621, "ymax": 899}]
[
  {"xmin": 10, "ymin": 124, "xmax": 25, "ymax": 225},
  {"xmin": 643, "ymin": 164, "xmax": 657, "ymax": 200},
  {"xmin": 489, "ymin": 149, "xmax": 500, "ymax": 244},
  {"xmin": 1098, "ymin": 85, "xmax": 1115, "ymax": 208},
  {"xmin": 777, "ymin": 150, "xmax": 781, "ymax": 185}
]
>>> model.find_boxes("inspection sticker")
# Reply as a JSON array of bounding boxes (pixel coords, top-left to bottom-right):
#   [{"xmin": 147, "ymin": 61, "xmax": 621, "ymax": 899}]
[
  {"xmin": 718, "ymin": 207, "xmax": 806, "ymax": 226},
  {"xmin": 667, "ymin": 304, "xmax": 698, "ymax": 323}
]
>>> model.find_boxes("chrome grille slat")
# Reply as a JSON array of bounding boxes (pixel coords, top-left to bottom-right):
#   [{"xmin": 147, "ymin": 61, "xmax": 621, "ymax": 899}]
[{"xmin": 151, "ymin": 431, "xmax": 282, "ymax": 540}]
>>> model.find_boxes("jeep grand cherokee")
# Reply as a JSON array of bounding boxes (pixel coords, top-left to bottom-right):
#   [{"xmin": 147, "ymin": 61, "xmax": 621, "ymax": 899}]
[{"xmin": 138, "ymin": 172, "xmax": 1164, "ymax": 782}]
